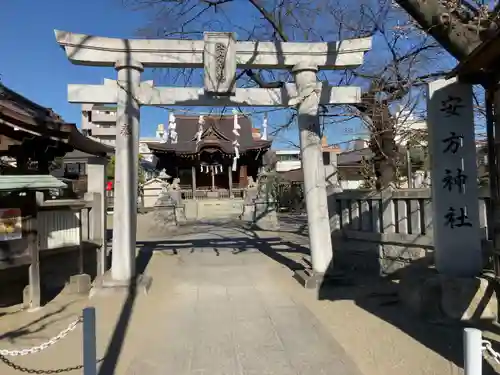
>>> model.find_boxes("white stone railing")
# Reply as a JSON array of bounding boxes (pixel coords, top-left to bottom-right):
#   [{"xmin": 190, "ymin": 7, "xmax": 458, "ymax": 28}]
[{"xmin": 327, "ymin": 188, "xmax": 491, "ymax": 274}]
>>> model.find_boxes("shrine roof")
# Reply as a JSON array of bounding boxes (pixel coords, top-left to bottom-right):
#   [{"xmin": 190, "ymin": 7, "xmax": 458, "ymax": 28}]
[
  {"xmin": 146, "ymin": 114, "xmax": 272, "ymax": 155},
  {"xmin": 0, "ymin": 83, "xmax": 113, "ymax": 157}
]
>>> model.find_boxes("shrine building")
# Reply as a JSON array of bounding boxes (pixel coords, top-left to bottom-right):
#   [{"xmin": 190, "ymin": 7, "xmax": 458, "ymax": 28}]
[
  {"xmin": 0, "ymin": 83, "xmax": 112, "ymax": 175},
  {"xmin": 146, "ymin": 113, "xmax": 272, "ymax": 198}
]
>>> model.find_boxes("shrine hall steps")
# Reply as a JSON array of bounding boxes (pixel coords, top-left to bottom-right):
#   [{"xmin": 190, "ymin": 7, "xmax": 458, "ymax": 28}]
[{"xmin": 185, "ymin": 199, "xmax": 244, "ymax": 221}]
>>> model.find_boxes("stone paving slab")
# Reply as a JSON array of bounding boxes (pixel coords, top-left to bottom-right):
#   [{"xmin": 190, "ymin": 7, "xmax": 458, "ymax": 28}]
[{"xmin": 125, "ymin": 230, "xmax": 363, "ymax": 375}]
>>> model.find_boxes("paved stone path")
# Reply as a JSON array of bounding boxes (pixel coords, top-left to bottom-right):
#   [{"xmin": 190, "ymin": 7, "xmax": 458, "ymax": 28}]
[
  {"xmin": 125, "ymin": 225, "xmax": 362, "ymax": 375},
  {"xmin": 2, "ymin": 220, "xmax": 493, "ymax": 375}
]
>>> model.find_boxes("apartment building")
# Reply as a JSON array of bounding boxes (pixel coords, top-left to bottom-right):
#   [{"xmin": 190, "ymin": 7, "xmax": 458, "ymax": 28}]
[
  {"xmin": 81, "ymin": 104, "xmax": 118, "ymax": 146},
  {"xmin": 275, "ymin": 136, "xmax": 341, "ymax": 172},
  {"xmin": 275, "ymin": 136, "xmax": 342, "ymax": 188}
]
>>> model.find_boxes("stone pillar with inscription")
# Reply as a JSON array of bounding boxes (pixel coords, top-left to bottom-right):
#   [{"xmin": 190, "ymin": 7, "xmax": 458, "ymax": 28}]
[{"xmin": 427, "ymin": 78, "xmax": 482, "ymax": 277}]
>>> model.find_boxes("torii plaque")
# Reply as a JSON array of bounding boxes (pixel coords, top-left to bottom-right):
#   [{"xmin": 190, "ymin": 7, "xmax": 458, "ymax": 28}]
[{"xmin": 55, "ymin": 30, "xmax": 372, "ymax": 285}]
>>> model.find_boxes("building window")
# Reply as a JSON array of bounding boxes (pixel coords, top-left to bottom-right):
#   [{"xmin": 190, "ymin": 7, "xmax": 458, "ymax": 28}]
[
  {"xmin": 64, "ymin": 162, "xmax": 86, "ymax": 176},
  {"xmin": 323, "ymin": 152, "xmax": 331, "ymax": 165}
]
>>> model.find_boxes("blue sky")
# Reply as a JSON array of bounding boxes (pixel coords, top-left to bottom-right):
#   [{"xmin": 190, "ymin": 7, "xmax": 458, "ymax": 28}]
[{"xmin": 0, "ymin": 0, "xmax": 370, "ymax": 149}]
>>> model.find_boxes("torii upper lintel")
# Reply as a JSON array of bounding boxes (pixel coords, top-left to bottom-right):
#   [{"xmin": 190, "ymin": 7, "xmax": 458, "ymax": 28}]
[{"xmin": 54, "ymin": 29, "xmax": 371, "ymax": 71}]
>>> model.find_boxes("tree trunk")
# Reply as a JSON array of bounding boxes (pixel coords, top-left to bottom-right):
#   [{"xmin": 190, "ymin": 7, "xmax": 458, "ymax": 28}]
[
  {"xmin": 358, "ymin": 94, "xmax": 399, "ymax": 189},
  {"xmin": 394, "ymin": 0, "xmax": 482, "ymax": 60}
]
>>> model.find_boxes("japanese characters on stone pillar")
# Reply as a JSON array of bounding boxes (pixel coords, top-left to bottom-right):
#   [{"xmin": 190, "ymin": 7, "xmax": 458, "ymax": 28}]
[
  {"xmin": 427, "ymin": 78, "xmax": 482, "ymax": 277},
  {"xmin": 204, "ymin": 32, "xmax": 236, "ymax": 95}
]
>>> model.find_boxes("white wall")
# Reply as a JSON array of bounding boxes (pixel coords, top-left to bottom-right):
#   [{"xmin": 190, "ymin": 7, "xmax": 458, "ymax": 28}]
[
  {"xmin": 340, "ymin": 180, "xmax": 363, "ymax": 190},
  {"xmin": 276, "ymin": 160, "xmax": 302, "ymax": 172}
]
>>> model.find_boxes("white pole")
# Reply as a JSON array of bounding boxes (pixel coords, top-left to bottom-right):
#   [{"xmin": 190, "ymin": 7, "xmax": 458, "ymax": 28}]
[
  {"xmin": 464, "ymin": 328, "xmax": 482, "ymax": 375},
  {"xmin": 292, "ymin": 62, "xmax": 333, "ymax": 274},
  {"xmin": 83, "ymin": 307, "xmax": 97, "ymax": 375}
]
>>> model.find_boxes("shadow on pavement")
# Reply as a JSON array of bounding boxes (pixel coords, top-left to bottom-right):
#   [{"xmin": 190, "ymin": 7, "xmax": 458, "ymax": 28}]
[
  {"xmin": 100, "ymin": 221, "xmax": 306, "ymax": 375},
  {"xmin": 0, "ymin": 302, "xmax": 78, "ymax": 343},
  {"xmin": 97, "ymin": 250, "xmax": 152, "ymax": 375},
  {"xmin": 104, "ymin": 216, "xmax": 500, "ymax": 375},
  {"xmin": 317, "ymin": 273, "xmax": 499, "ymax": 375},
  {"xmin": 135, "ymin": 230, "xmax": 309, "ymax": 273}
]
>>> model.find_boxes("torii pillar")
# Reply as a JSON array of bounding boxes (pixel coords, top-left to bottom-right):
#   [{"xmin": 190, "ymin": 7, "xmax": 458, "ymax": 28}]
[
  {"xmin": 112, "ymin": 58, "xmax": 143, "ymax": 282},
  {"xmin": 292, "ymin": 63, "xmax": 333, "ymax": 277}
]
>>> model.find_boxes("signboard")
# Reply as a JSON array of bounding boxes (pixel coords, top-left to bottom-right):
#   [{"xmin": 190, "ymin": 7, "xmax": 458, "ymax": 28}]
[{"xmin": 0, "ymin": 208, "xmax": 22, "ymax": 241}]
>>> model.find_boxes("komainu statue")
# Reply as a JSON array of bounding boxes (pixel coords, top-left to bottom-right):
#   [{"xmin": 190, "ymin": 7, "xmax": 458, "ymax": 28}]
[
  {"xmin": 246, "ymin": 176, "xmax": 257, "ymax": 189},
  {"xmin": 169, "ymin": 177, "xmax": 181, "ymax": 191}
]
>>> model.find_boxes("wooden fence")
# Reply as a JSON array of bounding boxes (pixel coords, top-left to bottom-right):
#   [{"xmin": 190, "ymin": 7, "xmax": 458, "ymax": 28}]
[{"xmin": 0, "ymin": 192, "xmax": 106, "ymax": 309}]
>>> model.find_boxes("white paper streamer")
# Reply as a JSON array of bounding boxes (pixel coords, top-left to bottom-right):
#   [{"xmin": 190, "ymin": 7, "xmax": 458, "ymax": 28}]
[
  {"xmin": 167, "ymin": 113, "xmax": 178, "ymax": 144},
  {"xmin": 261, "ymin": 113, "xmax": 268, "ymax": 141},
  {"xmin": 232, "ymin": 108, "xmax": 240, "ymax": 171},
  {"xmin": 158, "ymin": 123, "xmax": 168, "ymax": 144},
  {"xmin": 196, "ymin": 115, "xmax": 204, "ymax": 144}
]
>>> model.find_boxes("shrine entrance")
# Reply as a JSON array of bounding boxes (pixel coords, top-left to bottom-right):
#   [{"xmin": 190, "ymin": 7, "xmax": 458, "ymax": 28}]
[
  {"xmin": 196, "ymin": 150, "xmax": 230, "ymax": 190},
  {"xmin": 54, "ymin": 30, "xmax": 371, "ymax": 283}
]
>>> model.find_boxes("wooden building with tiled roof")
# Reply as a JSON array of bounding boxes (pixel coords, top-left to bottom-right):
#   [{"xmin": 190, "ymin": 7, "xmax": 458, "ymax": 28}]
[
  {"xmin": 0, "ymin": 83, "xmax": 112, "ymax": 174},
  {"xmin": 147, "ymin": 114, "xmax": 272, "ymax": 193}
]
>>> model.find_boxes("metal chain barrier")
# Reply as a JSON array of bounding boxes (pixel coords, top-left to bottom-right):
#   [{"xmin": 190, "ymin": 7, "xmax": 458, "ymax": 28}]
[
  {"xmin": 0, "ymin": 354, "xmax": 85, "ymax": 374},
  {"xmin": 0, "ymin": 316, "xmax": 82, "ymax": 357},
  {"xmin": 0, "ymin": 316, "xmax": 85, "ymax": 373},
  {"xmin": 482, "ymin": 339, "xmax": 500, "ymax": 364},
  {"xmin": 0, "ymin": 307, "xmax": 98, "ymax": 375}
]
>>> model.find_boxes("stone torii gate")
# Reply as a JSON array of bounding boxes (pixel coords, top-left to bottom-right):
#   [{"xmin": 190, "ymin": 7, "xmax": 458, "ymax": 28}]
[{"xmin": 54, "ymin": 30, "xmax": 372, "ymax": 286}]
